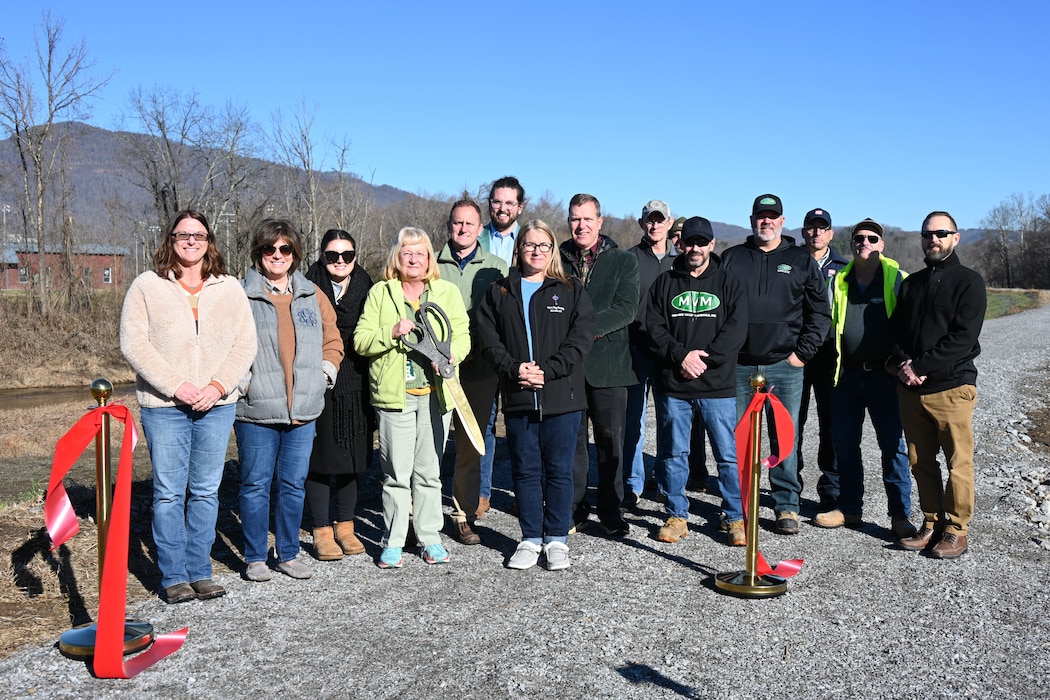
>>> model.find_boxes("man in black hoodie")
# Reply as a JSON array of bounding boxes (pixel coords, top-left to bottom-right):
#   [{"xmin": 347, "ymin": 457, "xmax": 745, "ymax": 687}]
[
  {"xmin": 889, "ymin": 211, "xmax": 985, "ymax": 560},
  {"xmin": 645, "ymin": 217, "xmax": 748, "ymax": 545},
  {"xmin": 722, "ymin": 194, "xmax": 831, "ymax": 535}
]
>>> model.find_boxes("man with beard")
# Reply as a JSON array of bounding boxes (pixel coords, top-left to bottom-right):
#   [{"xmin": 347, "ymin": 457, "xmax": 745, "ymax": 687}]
[
  {"xmin": 890, "ymin": 211, "xmax": 985, "ymax": 559},
  {"xmin": 623, "ymin": 199, "xmax": 677, "ymax": 508},
  {"xmin": 799, "ymin": 208, "xmax": 849, "ymax": 524},
  {"xmin": 645, "ymin": 217, "xmax": 748, "ymax": 545},
  {"xmin": 436, "ymin": 199, "xmax": 509, "ymax": 544},
  {"xmin": 480, "ymin": 176, "xmax": 526, "ymax": 267},
  {"xmin": 560, "ymin": 193, "xmax": 639, "ymax": 536},
  {"xmin": 824, "ymin": 219, "xmax": 916, "ymax": 540},
  {"xmin": 721, "ymin": 194, "xmax": 831, "ymax": 535}
]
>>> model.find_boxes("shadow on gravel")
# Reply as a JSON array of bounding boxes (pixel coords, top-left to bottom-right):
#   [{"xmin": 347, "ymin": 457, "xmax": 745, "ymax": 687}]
[{"xmin": 618, "ymin": 662, "xmax": 702, "ymax": 697}]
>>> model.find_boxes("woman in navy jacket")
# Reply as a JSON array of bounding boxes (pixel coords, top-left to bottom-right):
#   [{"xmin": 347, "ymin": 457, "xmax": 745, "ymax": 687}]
[{"xmin": 476, "ymin": 220, "xmax": 595, "ymax": 571}]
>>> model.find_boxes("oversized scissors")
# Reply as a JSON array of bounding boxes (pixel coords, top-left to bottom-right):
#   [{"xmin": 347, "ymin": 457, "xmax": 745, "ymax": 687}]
[{"xmin": 401, "ymin": 301, "xmax": 485, "ymax": 455}]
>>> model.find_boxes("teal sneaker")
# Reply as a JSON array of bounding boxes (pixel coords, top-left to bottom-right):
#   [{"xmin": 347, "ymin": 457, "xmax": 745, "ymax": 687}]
[
  {"xmin": 421, "ymin": 543, "xmax": 450, "ymax": 564},
  {"xmin": 378, "ymin": 547, "xmax": 403, "ymax": 569}
]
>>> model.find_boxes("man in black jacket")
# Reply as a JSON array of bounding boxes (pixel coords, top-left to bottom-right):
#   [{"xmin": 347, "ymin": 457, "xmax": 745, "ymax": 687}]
[
  {"xmin": 646, "ymin": 217, "xmax": 748, "ymax": 545},
  {"xmin": 799, "ymin": 207, "xmax": 849, "ymax": 523},
  {"xmin": 722, "ymin": 194, "xmax": 831, "ymax": 534},
  {"xmin": 890, "ymin": 211, "xmax": 985, "ymax": 559},
  {"xmin": 624, "ymin": 198, "xmax": 677, "ymax": 507}
]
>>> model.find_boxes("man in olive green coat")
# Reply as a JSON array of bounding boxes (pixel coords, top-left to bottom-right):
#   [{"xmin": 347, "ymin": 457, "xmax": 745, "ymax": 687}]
[{"xmin": 559, "ymin": 193, "xmax": 639, "ymax": 536}]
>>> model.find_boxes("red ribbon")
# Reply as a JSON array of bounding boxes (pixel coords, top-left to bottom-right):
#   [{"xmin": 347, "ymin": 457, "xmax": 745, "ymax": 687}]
[
  {"xmin": 45, "ymin": 404, "xmax": 187, "ymax": 678},
  {"xmin": 734, "ymin": 389, "xmax": 804, "ymax": 578}
]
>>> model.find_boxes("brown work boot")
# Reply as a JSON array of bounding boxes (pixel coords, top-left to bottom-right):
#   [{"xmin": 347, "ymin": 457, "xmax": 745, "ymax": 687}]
[
  {"xmin": 333, "ymin": 520, "xmax": 365, "ymax": 555},
  {"xmin": 312, "ymin": 526, "xmax": 344, "ymax": 561},
  {"xmin": 774, "ymin": 511, "xmax": 800, "ymax": 535},
  {"xmin": 657, "ymin": 517, "xmax": 688, "ymax": 543},
  {"xmin": 899, "ymin": 525, "xmax": 938, "ymax": 551},
  {"xmin": 454, "ymin": 521, "xmax": 481, "ymax": 545},
  {"xmin": 475, "ymin": 496, "xmax": 491, "ymax": 520},
  {"xmin": 930, "ymin": 531, "xmax": 968, "ymax": 559},
  {"xmin": 814, "ymin": 509, "xmax": 845, "ymax": 528},
  {"xmin": 727, "ymin": 519, "xmax": 746, "ymax": 547}
]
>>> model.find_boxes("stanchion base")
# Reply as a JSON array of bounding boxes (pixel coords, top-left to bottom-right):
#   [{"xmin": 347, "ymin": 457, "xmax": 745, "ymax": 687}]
[
  {"xmin": 714, "ymin": 570, "xmax": 788, "ymax": 598},
  {"xmin": 58, "ymin": 620, "xmax": 154, "ymax": 660}
]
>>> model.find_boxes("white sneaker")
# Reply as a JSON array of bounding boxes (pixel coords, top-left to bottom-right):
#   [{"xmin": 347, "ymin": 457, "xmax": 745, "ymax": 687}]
[
  {"xmin": 507, "ymin": 541, "xmax": 541, "ymax": 569},
  {"xmin": 543, "ymin": 541, "xmax": 571, "ymax": 571}
]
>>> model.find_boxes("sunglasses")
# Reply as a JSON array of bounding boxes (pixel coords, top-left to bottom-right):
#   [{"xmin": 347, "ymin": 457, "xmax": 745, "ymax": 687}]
[
  {"xmin": 324, "ymin": 250, "xmax": 356, "ymax": 264},
  {"xmin": 921, "ymin": 230, "xmax": 956, "ymax": 240},
  {"xmin": 852, "ymin": 234, "xmax": 881, "ymax": 245},
  {"xmin": 262, "ymin": 244, "xmax": 294, "ymax": 256}
]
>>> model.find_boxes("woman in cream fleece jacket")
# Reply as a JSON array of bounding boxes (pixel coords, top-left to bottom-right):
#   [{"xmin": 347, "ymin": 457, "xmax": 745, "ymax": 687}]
[{"xmin": 120, "ymin": 210, "xmax": 257, "ymax": 604}]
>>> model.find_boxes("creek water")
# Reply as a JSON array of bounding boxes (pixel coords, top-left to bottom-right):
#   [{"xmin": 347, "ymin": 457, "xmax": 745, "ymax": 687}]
[{"xmin": 0, "ymin": 384, "xmax": 135, "ymax": 411}]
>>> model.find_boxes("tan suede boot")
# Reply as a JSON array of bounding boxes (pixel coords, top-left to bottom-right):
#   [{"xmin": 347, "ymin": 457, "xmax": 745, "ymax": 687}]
[
  {"xmin": 334, "ymin": 520, "xmax": 365, "ymax": 555},
  {"xmin": 312, "ymin": 526, "xmax": 343, "ymax": 561}
]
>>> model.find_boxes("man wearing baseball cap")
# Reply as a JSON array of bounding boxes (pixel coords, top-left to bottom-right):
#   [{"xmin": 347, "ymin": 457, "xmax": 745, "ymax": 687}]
[
  {"xmin": 799, "ymin": 208, "xmax": 848, "ymax": 523},
  {"xmin": 824, "ymin": 218, "xmax": 916, "ymax": 539},
  {"xmin": 623, "ymin": 199, "xmax": 678, "ymax": 508},
  {"xmin": 721, "ymin": 194, "xmax": 831, "ymax": 534},
  {"xmin": 645, "ymin": 217, "xmax": 748, "ymax": 545}
]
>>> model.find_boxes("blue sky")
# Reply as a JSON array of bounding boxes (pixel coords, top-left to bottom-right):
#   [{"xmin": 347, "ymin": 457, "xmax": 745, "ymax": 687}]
[{"xmin": 3, "ymin": 1, "xmax": 1048, "ymax": 230}]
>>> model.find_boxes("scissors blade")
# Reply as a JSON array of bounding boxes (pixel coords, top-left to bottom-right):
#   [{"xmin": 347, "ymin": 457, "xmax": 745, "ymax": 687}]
[{"xmin": 444, "ymin": 375, "xmax": 485, "ymax": 456}]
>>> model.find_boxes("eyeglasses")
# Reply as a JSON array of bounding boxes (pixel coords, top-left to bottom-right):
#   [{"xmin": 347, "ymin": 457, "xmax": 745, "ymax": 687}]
[
  {"xmin": 172, "ymin": 232, "xmax": 208, "ymax": 242},
  {"xmin": 521, "ymin": 241, "xmax": 554, "ymax": 253},
  {"xmin": 262, "ymin": 244, "xmax": 294, "ymax": 256},
  {"xmin": 805, "ymin": 226, "xmax": 832, "ymax": 234},
  {"xmin": 489, "ymin": 199, "xmax": 520, "ymax": 209},
  {"xmin": 852, "ymin": 234, "xmax": 881, "ymax": 245},
  {"xmin": 921, "ymin": 230, "xmax": 956, "ymax": 240},
  {"xmin": 324, "ymin": 250, "xmax": 356, "ymax": 264},
  {"xmin": 399, "ymin": 250, "xmax": 428, "ymax": 259}
]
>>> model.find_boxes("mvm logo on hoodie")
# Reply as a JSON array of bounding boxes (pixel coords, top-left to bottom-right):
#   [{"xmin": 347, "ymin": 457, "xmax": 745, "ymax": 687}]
[{"xmin": 671, "ymin": 291, "xmax": 721, "ymax": 316}]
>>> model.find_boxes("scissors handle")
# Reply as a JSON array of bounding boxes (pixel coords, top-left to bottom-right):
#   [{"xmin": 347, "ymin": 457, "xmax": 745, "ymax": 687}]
[{"xmin": 402, "ymin": 301, "xmax": 455, "ymax": 378}]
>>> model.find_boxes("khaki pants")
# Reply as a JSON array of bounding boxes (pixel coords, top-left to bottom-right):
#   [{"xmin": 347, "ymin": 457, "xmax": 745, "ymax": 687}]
[{"xmin": 897, "ymin": 384, "xmax": 977, "ymax": 535}]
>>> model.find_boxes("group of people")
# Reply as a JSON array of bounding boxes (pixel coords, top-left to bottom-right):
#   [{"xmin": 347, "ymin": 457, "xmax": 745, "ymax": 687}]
[{"xmin": 118, "ymin": 177, "xmax": 986, "ymax": 603}]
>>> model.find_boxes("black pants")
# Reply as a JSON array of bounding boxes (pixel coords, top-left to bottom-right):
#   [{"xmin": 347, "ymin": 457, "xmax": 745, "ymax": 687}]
[{"xmin": 572, "ymin": 384, "xmax": 628, "ymax": 523}]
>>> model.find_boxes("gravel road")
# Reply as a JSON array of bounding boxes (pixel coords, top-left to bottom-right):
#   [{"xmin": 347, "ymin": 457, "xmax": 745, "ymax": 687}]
[{"xmin": 3, "ymin": 303, "xmax": 1049, "ymax": 700}]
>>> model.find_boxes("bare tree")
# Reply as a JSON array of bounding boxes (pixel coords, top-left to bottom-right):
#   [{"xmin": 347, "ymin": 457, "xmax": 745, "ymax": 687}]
[
  {"xmin": 121, "ymin": 87, "xmax": 264, "ymax": 257},
  {"xmin": 0, "ymin": 11, "xmax": 109, "ymax": 316},
  {"xmin": 268, "ymin": 102, "xmax": 322, "ymax": 254}
]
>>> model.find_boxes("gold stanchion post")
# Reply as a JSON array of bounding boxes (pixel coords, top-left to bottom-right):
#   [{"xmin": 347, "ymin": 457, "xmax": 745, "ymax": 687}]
[
  {"xmin": 715, "ymin": 372, "xmax": 788, "ymax": 598},
  {"xmin": 58, "ymin": 379, "xmax": 154, "ymax": 660}
]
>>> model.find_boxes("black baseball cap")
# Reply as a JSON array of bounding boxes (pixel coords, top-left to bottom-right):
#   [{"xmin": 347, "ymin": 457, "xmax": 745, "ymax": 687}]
[
  {"xmin": 680, "ymin": 216, "xmax": 714, "ymax": 245},
  {"xmin": 804, "ymin": 208, "xmax": 832, "ymax": 228},
  {"xmin": 752, "ymin": 194, "xmax": 783, "ymax": 217}
]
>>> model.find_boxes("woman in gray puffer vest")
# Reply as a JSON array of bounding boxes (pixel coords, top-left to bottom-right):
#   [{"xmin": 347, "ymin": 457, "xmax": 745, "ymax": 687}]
[{"xmin": 235, "ymin": 219, "xmax": 343, "ymax": 583}]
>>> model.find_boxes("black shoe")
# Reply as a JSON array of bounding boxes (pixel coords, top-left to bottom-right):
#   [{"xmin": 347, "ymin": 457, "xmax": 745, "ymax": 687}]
[
  {"xmin": 600, "ymin": 517, "xmax": 630, "ymax": 538},
  {"xmin": 622, "ymin": 492, "xmax": 640, "ymax": 512}
]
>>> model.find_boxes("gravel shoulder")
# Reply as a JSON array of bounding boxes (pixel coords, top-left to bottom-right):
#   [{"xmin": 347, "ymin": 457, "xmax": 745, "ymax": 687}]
[{"xmin": 3, "ymin": 305, "xmax": 1050, "ymax": 699}]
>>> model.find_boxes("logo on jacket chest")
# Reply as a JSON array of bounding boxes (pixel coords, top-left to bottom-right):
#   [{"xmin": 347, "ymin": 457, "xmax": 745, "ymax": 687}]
[
  {"xmin": 671, "ymin": 291, "xmax": 721, "ymax": 313},
  {"xmin": 546, "ymin": 293, "xmax": 565, "ymax": 314},
  {"xmin": 296, "ymin": 307, "xmax": 319, "ymax": 326}
]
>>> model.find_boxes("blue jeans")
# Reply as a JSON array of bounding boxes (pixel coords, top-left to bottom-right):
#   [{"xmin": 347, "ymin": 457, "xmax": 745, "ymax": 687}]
[
  {"xmin": 478, "ymin": 398, "xmax": 498, "ymax": 500},
  {"xmin": 623, "ymin": 345, "xmax": 656, "ymax": 497},
  {"xmin": 656, "ymin": 395, "xmax": 741, "ymax": 521},
  {"xmin": 140, "ymin": 403, "xmax": 235, "ymax": 589},
  {"xmin": 235, "ymin": 420, "xmax": 316, "ymax": 563},
  {"xmin": 506, "ymin": 410, "xmax": 580, "ymax": 542},
  {"xmin": 736, "ymin": 360, "xmax": 804, "ymax": 513},
  {"xmin": 831, "ymin": 366, "xmax": 912, "ymax": 518}
]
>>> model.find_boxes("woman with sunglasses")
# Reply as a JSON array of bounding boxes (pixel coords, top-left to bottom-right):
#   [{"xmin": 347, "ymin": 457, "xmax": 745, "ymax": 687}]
[
  {"xmin": 353, "ymin": 227, "xmax": 469, "ymax": 568},
  {"xmin": 236, "ymin": 219, "xmax": 343, "ymax": 582},
  {"xmin": 476, "ymin": 220, "xmax": 595, "ymax": 570},
  {"xmin": 120, "ymin": 210, "xmax": 257, "ymax": 604},
  {"xmin": 302, "ymin": 230, "xmax": 375, "ymax": 560}
]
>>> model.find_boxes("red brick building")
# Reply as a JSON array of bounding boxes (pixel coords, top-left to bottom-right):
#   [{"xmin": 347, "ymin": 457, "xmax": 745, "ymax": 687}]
[{"xmin": 1, "ymin": 244, "xmax": 128, "ymax": 291}]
